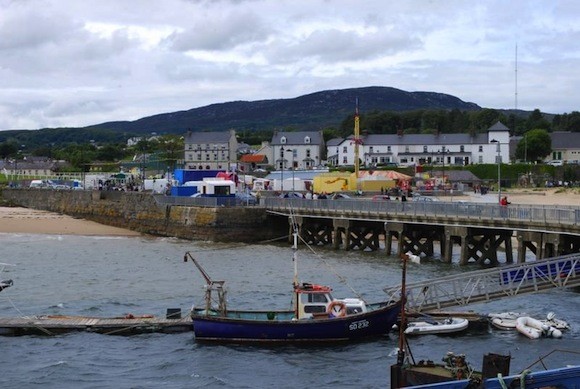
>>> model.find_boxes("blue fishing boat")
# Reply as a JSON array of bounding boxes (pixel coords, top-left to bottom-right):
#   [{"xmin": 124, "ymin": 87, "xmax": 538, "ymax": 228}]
[{"xmin": 184, "ymin": 232, "xmax": 401, "ymax": 343}]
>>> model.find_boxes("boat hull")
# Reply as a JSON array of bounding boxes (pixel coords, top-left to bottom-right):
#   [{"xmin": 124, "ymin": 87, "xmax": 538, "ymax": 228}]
[
  {"xmin": 516, "ymin": 316, "xmax": 562, "ymax": 339},
  {"xmin": 399, "ymin": 365, "xmax": 580, "ymax": 388},
  {"xmin": 404, "ymin": 318, "xmax": 468, "ymax": 336},
  {"xmin": 192, "ymin": 301, "xmax": 401, "ymax": 342}
]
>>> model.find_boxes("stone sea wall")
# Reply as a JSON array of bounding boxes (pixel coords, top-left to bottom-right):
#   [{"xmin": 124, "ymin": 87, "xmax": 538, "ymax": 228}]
[{"xmin": 0, "ymin": 189, "xmax": 286, "ymax": 242}]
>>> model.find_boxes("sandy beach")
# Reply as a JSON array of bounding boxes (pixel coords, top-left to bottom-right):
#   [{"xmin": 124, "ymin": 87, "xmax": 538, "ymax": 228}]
[
  {"xmin": 0, "ymin": 207, "xmax": 141, "ymax": 236},
  {"xmin": 451, "ymin": 187, "xmax": 580, "ymax": 206},
  {"xmin": 0, "ymin": 188, "xmax": 577, "ymax": 236}
]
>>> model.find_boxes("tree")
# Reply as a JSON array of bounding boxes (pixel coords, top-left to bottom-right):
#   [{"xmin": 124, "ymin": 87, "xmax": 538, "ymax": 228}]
[
  {"xmin": 525, "ymin": 109, "xmax": 551, "ymax": 131},
  {"xmin": 515, "ymin": 129, "xmax": 551, "ymax": 162},
  {"xmin": 157, "ymin": 135, "xmax": 184, "ymax": 172},
  {"xmin": 0, "ymin": 142, "xmax": 18, "ymax": 159}
]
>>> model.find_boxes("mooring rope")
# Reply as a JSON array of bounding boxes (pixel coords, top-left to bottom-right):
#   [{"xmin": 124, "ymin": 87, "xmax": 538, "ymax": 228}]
[{"xmin": 5, "ymin": 296, "xmax": 54, "ymax": 335}]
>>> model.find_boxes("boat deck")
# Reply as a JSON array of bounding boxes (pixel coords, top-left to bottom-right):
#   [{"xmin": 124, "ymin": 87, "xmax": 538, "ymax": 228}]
[{"xmin": 0, "ymin": 314, "xmax": 193, "ymax": 336}]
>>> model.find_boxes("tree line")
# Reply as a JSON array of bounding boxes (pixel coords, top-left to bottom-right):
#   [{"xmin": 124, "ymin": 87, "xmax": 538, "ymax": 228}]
[{"xmin": 1, "ymin": 107, "xmax": 578, "ymax": 169}]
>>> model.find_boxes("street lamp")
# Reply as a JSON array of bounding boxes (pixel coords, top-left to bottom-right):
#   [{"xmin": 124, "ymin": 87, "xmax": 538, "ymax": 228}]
[
  {"xmin": 286, "ymin": 148, "xmax": 295, "ymax": 193},
  {"xmin": 491, "ymin": 140, "xmax": 501, "ymax": 203},
  {"xmin": 280, "ymin": 147, "xmax": 285, "ymax": 196}
]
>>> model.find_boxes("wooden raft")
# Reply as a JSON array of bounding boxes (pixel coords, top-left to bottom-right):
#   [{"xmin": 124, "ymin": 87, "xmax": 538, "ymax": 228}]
[{"xmin": 0, "ymin": 314, "xmax": 193, "ymax": 336}]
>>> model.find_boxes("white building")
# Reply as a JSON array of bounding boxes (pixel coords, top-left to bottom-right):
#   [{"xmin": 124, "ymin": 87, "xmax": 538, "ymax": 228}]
[
  {"xmin": 271, "ymin": 131, "xmax": 325, "ymax": 170},
  {"xmin": 327, "ymin": 122, "xmax": 510, "ymax": 167},
  {"xmin": 184, "ymin": 129, "xmax": 238, "ymax": 170}
]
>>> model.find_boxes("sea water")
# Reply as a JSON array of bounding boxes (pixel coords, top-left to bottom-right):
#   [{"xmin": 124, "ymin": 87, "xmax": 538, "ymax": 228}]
[{"xmin": 0, "ymin": 233, "xmax": 579, "ymax": 388}]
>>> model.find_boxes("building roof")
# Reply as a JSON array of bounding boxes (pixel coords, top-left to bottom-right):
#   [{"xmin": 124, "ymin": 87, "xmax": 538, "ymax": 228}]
[
  {"xmin": 271, "ymin": 131, "xmax": 323, "ymax": 146},
  {"xmin": 240, "ymin": 154, "xmax": 268, "ymax": 163},
  {"xmin": 551, "ymin": 131, "xmax": 580, "ymax": 149},
  {"xmin": 326, "ymin": 137, "xmax": 343, "ymax": 147},
  {"xmin": 488, "ymin": 121, "xmax": 510, "ymax": 132},
  {"xmin": 185, "ymin": 131, "xmax": 233, "ymax": 143},
  {"xmin": 338, "ymin": 133, "xmax": 488, "ymax": 146},
  {"xmin": 431, "ymin": 169, "xmax": 481, "ymax": 182}
]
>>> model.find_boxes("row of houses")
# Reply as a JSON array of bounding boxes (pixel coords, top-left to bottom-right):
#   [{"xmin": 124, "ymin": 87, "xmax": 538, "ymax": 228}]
[
  {"xmin": 185, "ymin": 122, "xmax": 514, "ymax": 171},
  {"xmin": 3, "ymin": 125, "xmax": 579, "ymax": 179}
]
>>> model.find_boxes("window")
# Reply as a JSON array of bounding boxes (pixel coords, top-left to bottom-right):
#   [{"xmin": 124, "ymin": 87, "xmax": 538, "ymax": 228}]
[
  {"xmin": 387, "ymin": 146, "xmax": 391, "ymax": 152},
  {"xmin": 405, "ymin": 146, "xmax": 410, "ymax": 153},
  {"xmin": 306, "ymin": 149, "xmax": 310, "ymax": 158},
  {"xmin": 343, "ymin": 156, "xmax": 348, "ymax": 164},
  {"xmin": 460, "ymin": 145, "xmax": 465, "ymax": 152},
  {"xmin": 343, "ymin": 146, "xmax": 347, "ymax": 153},
  {"xmin": 369, "ymin": 146, "xmax": 374, "ymax": 153},
  {"xmin": 479, "ymin": 145, "xmax": 483, "ymax": 152},
  {"xmin": 205, "ymin": 154, "xmax": 210, "ymax": 161},
  {"xmin": 304, "ymin": 305, "xmax": 326, "ymax": 314},
  {"xmin": 423, "ymin": 146, "xmax": 428, "ymax": 152},
  {"xmin": 301, "ymin": 293, "xmax": 329, "ymax": 303},
  {"xmin": 478, "ymin": 156, "xmax": 483, "ymax": 163},
  {"xmin": 281, "ymin": 136, "xmax": 287, "ymax": 144},
  {"xmin": 304, "ymin": 136, "xmax": 311, "ymax": 144}
]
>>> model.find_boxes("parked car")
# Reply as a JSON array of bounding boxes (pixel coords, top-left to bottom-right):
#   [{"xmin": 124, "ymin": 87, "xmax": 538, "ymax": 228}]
[
  {"xmin": 412, "ymin": 195, "xmax": 439, "ymax": 202},
  {"xmin": 371, "ymin": 195, "xmax": 391, "ymax": 201},
  {"xmin": 280, "ymin": 192, "xmax": 304, "ymax": 198},
  {"xmin": 331, "ymin": 193, "xmax": 352, "ymax": 200},
  {"xmin": 547, "ymin": 160, "xmax": 563, "ymax": 166},
  {"xmin": 236, "ymin": 192, "xmax": 257, "ymax": 205}
]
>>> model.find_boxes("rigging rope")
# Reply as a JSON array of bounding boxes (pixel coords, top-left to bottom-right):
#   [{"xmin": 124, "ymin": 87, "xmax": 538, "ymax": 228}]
[{"xmin": 286, "ymin": 202, "xmax": 365, "ymax": 301}]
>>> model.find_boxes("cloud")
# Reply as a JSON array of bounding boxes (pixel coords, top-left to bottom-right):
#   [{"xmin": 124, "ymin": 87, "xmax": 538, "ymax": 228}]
[{"xmin": 0, "ymin": 0, "xmax": 579, "ymax": 131}]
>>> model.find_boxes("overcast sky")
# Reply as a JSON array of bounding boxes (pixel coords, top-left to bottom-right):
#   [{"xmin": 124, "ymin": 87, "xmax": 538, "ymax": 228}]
[{"xmin": 1, "ymin": 0, "xmax": 579, "ymax": 131}]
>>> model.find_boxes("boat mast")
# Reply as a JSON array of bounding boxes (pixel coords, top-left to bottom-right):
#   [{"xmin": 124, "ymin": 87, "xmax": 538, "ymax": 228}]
[
  {"xmin": 397, "ymin": 256, "xmax": 408, "ymax": 365},
  {"xmin": 292, "ymin": 228, "xmax": 300, "ymax": 318},
  {"xmin": 354, "ymin": 98, "xmax": 361, "ymax": 192}
]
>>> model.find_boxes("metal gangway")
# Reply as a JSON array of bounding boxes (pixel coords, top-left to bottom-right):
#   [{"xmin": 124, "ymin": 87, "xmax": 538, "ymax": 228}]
[{"xmin": 383, "ymin": 253, "xmax": 580, "ymax": 313}]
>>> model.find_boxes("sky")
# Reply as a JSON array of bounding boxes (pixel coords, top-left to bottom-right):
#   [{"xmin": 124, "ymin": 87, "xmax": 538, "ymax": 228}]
[{"xmin": 1, "ymin": 0, "xmax": 579, "ymax": 131}]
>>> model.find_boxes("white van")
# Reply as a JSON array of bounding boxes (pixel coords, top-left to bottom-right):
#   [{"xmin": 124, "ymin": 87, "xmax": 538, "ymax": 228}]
[{"xmin": 29, "ymin": 180, "xmax": 47, "ymax": 188}]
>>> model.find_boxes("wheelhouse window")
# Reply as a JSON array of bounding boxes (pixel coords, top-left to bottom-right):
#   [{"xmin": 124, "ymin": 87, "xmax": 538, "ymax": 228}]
[{"xmin": 301, "ymin": 293, "xmax": 329, "ymax": 303}]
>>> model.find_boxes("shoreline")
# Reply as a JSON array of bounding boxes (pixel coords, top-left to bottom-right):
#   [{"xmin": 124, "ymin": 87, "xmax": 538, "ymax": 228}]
[{"xmin": 0, "ymin": 207, "xmax": 141, "ymax": 236}]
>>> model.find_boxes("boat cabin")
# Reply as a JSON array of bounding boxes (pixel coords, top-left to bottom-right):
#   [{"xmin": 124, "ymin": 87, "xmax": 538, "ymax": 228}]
[{"xmin": 294, "ymin": 283, "xmax": 367, "ymax": 319}]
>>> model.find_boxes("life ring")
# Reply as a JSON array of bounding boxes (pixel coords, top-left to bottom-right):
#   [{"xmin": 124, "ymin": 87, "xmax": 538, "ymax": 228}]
[{"xmin": 327, "ymin": 301, "xmax": 347, "ymax": 318}]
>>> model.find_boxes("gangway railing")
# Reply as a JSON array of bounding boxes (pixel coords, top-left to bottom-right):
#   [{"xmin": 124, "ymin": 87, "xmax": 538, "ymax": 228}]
[{"xmin": 383, "ymin": 253, "xmax": 580, "ymax": 313}]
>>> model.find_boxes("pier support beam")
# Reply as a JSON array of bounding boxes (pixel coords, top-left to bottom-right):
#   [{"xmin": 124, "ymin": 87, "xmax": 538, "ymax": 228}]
[{"xmin": 516, "ymin": 231, "xmax": 544, "ymax": 262}]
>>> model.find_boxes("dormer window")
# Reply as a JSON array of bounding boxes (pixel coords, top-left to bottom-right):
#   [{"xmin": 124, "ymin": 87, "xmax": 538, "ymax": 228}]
[
  {"xmin": 304, "ymin": 136, "xmax": 311, "ymax": 144},
  {"xmin": 281, "ymin": 136, "xmax": 287, "ymax": 144}
]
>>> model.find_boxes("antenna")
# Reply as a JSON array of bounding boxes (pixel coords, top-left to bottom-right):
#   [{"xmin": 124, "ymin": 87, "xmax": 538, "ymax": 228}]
[{"xmin": 515, "ymin": 43, "xmax": 518, "ymax": 112}]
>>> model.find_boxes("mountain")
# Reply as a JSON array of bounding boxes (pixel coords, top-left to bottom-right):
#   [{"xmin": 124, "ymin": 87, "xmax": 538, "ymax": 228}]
[
  {"xmin": 1, "ymin": 86, "xmax": 482, "ymax": 148},
  {"xmin": 88, "ymin": 86, "xmax": 481, "ymax": 134}
]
